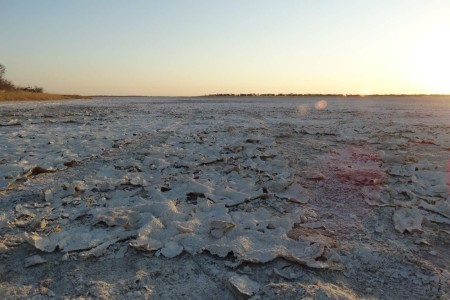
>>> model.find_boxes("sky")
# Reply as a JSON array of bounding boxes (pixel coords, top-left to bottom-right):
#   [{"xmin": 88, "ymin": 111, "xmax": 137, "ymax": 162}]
[{"xmin": 1, "ymin": 0, "xmax": 450, "ymax": 96}]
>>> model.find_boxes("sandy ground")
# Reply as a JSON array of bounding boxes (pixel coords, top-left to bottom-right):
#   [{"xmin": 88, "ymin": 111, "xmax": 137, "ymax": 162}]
[{"xmin": 0, "ymin": 96, "xmax": 449, "ymax": 299}]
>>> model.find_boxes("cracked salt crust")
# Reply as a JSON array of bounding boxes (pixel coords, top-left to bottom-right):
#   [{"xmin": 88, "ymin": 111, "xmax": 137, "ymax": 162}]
[{"xmin": 0, "ymin": 97, "xmax": 449, "ymax": 298}]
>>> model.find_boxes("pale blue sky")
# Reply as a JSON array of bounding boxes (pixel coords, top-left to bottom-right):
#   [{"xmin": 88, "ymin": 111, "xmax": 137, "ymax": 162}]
[{"xmin": 1, "ymin": 0, "xmax": 449, "ymax": 95}]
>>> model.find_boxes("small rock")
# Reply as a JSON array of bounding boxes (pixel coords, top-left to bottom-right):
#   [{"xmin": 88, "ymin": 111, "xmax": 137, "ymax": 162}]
[
  {"xmin": 229, "ymin": 274, "xmax": 261, "ymax": 296},
  {"xmin": 375, "ymin": 224, "xmax": 384, "ymax": 233},
  {"xmin": 37, "ymin": 218, "xmax": 48, "ymax": 231},
  {"xmin": 210, "ymin": 220, "xmax": 235, "ymax": 238},
  {"xmin": 7, "ymin": 119, "xmax": 21, "ymax": 126},
  {"xmin": 94, "ymin": 182, "xmax": 112, "ymax": 192},
  {"xmin": 266, "ymin": 179, "xmax": 291, "ymax": 193},
  {"xmin": 176, "ymin": 224, "xmax": 194, "ymax": 234},
  {"xmin": 0, "ymin": 179, "xmax": 8, "ymax": 190},
  {"xmin": 273, "ymin": 267, "xmax": 300, "ymax": 280},
  {"xmin": 26, "ymin": 166, "xmax": 56, "ymax": 177},
  {"xmin": 160, "ymin": 241, "xmax": 183, "ymax": 258},
  {"xmin": 393, "ymin": 208, "xmax": 423, "ymax": 233},
  {"xmin": 73, "ymin": 181, "xmax": 86, "ymax": 193},
  {"xmin": 224, "ymin": 260, "xmax": 242, "ymax": 269},
  {"xmin": 44, "ymin": 189, "xmax": 53, "ymax": 201},
  {"xmin": 266, "ymin": 223, "xmax": 276, "ymax": 230},
  {"xmin": 24, "ymin": 255, "xmax": 47, "ymax": 267},
  {"xmin": 64, "ymin": 160, "xmax": 80, "ymax": 167},
  {"xmin": 414, "ymin": 239, "xmax": 430, "ymax": 246},
  {"xmin": 130, "ymin": 176, "xmax": 148, "ymax": 187}
]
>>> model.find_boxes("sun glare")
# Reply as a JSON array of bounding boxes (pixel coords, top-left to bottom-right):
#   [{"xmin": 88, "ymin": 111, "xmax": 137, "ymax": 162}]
[
  {"xmin": 315, "ymin": 100, "xmax": 328, "ymax": 110},
  {"xmin": 359, "ymin": 89, "xmax": 372, "ymax": 97},
  {"xmin": 410, "ymin": 25, "xmax": 450, "ymax": 94}
]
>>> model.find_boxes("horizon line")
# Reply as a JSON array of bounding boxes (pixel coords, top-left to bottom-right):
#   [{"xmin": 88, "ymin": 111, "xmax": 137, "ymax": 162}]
[{"xmin": 87, "ymin": 93, "xmax": 450, "ymax": 98}]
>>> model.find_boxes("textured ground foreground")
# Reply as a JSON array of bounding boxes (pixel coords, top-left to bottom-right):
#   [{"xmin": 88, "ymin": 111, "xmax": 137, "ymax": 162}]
[{"xmin": 0, "ymin": 96, "xmax": 449, "ymax": 299}]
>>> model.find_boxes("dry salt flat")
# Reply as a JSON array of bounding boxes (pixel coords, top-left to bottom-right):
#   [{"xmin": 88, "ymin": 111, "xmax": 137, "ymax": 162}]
[{"xmin": 0, "ymin": 96, "xmax": 449, "ymax": 299}]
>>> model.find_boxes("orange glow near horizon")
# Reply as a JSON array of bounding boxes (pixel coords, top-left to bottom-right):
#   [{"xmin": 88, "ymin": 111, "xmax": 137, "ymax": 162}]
[{"xmin": 409, "ymin": 25, "xmax": 450, "ymax": 94}]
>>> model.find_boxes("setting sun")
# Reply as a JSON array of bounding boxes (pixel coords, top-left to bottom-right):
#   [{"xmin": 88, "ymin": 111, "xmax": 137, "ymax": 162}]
[{"xmin": 410, "ymin": 25, "xmax": 450, "ymax": 94}]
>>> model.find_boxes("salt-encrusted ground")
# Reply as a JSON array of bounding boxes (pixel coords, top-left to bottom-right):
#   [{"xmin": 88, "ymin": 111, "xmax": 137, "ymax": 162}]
[{"xmin": 0, "ymin": 96, "xmax": 449, "ymax": 299}]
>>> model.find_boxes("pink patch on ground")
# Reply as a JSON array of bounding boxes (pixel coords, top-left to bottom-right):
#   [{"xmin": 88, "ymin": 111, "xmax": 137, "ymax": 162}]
[
  {"xmin": 300, "ymin": 146, "xmax": 386, "ymax": 239},
  {"xmin": 337, "ymin": 168, "xmax": 386, "ymax": 185}
]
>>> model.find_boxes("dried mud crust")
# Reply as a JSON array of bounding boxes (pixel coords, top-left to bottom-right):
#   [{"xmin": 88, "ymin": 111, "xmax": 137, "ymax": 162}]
[
  {"xmin": 275, "ymin": 108, "xmax": 449, "ymax": 299},
  {"xmin": 0, "ymin": 97, "xmax": 449, "ymax": 299}
]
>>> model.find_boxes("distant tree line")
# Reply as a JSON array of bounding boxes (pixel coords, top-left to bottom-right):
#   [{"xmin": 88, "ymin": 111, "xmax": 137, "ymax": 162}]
[
  {"xmin": 0, "ymin": 63, "xmax": 44, "ymax": 93},
  {"xmin": 203, "ymin": 93, "xmax": 351, "ymax": 97},
  {"xmin": 201, "ymin": 93, "xmax": 448, "ymax": 97}
]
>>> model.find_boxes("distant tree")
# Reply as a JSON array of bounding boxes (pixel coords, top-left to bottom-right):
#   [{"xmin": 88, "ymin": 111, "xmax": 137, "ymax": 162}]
[
  {"xmin": 0, "ymin": 64, "xmax": 5, "ymax": 78},
  {"xmin": 33, "ymin": 86, "xmax": 43, "ymax": 93},
  {"xmin": 0, "ymin": 64, "xmax": 15, "ymax": 90}
]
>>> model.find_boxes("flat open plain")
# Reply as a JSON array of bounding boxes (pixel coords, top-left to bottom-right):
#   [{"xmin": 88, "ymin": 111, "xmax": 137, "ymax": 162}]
[{"xmin": 0, "ymin": 96, "xmax": 449, "ymax": 299}]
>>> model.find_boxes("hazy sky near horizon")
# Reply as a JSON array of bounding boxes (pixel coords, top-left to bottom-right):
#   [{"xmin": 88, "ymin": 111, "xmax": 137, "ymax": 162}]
[{"xmin": 1, "ymin": 0, "xmax": 450, "ymax": 96}]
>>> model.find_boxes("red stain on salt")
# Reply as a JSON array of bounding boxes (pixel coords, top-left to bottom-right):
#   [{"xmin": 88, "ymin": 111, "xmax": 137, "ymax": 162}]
[{"xmin": 337, "ymin": 169, "xmax": 386, "ymax": 186}]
